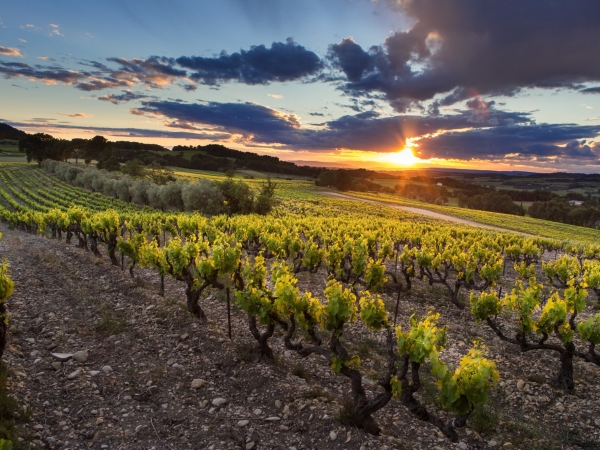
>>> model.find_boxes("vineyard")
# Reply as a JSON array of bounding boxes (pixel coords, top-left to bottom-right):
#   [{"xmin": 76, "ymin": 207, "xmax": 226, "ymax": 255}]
[
  {"xmin": 338, "ymin": 191, "xmax": 600, "ymax": 245},
  {"xmin": 0, "ymin": 162, "xmax": 599, "ymax": 449}
]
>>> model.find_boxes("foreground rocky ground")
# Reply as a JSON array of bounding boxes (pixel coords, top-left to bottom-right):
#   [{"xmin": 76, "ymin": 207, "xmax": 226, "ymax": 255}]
[{"xmin": 0, "ymin": 224, "xmax": 599, "ymax": 450}]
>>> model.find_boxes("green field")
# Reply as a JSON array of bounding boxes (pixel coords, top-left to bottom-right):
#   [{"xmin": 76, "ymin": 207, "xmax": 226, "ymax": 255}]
[
  {"xmin": 324, "ymin": 190, "xmax": 600, "ymax": 244},
  {"xmin": 169, "ymin": 167, "xmax": 600, "ymax": 244},
  {"xmin": 0, "ymin": 143, "xmax": 26, "ymax": 162}
]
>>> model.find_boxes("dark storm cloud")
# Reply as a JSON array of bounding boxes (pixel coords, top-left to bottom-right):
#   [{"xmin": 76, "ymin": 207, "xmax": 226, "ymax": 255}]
[
  {"xmin": 306, "ymin": 104, "xmax": 531, "ymax": 152},
  {"xmin": 130, "ymin": 98, "xmax": 539, "ymax": 153},
  {"xmin": 416, "ymin": 123, "xmax": 600, "ymax": 161},
  {"xmin": 330, "ymin": 0, "xmax": 600, "ymax": 110},
  {"xmin": 131, "ymin": 100, "xmax": 302, "ymax": 144},
  {"xmin": 176, "ymin": 38, "xmax": 322, "ymax": 85},
  {"xmin": 581, "ymin": 87, "xmax": 600, "ymax": 94},
  {"xmin": 328, "ymin": 38, "xmax": 375, "ymax": 83},
  {"xmin": 97, "ymin": 90, "xmax": 152, "ymax": 104},
  {"xmin": 127, "ymin": 97, "xmax": 600, "ymax": 164}
]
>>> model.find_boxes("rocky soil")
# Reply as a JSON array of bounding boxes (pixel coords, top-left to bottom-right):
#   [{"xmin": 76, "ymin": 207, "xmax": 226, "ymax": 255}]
[{"xmin": 1, "ymin": 224, "xmax": 599, "ymax": 450}]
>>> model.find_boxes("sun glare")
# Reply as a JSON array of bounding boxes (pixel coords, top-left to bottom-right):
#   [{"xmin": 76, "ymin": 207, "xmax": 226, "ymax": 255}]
[{"xmin": 384, "ymin": 147, "xmax": 421, "ymax": 166}]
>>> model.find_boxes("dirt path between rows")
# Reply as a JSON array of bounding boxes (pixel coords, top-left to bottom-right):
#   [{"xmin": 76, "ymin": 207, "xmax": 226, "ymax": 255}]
[{"xmin": 321, "ymin": 192, "xmax": 527, "ymax": 235}]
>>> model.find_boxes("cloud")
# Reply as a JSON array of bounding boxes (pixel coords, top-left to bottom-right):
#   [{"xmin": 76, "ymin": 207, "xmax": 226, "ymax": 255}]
[
  {"xmin": 97, "ymin": 90, "xmax": 151, "ymax": 104},
  {"xmin": 0, "ymin": 55, "xmax": 183, "ymax": 91},
  {"xmin": 268, "ymin": 94, "xmax": 283, "ymax": 99},
  {"xmin": 329, "ymin": 1, "xmax": 600, "ymax": 110},
  {"xmin": 124, "ymin": 97, "xmax": 600, "ymax": 167},
  {"xmin": 0, "ymin": 39, "xmax": 322, "ymax": 92},
  {"xmin": 105, "ymin": 56, "xmax": 187, "ymax": 88},
  {"xmin": 57, "ymin": 112, "xmax": 92, "ymax": 119},
  {"xmin": 49, "ymin": 23, "xmax": 64, "ymax": 37},
  {"xmin": 0, "ymin": 61, "xmax": 89, "ymax": 85},
  {"xmin": 581, "ymin": 87, "xmax": 600, "ymax": 94},
  {"xmin": 129, "ymin": 98, "xmax": 539, "ymax": 153},
  {"xmin": 27, "ymin": 118, "xmax": 56, "ymax": 123},
  {"xmin": 18, "ymin": 39, "xmax": 26, "ymax": 43},
  {"xmin": 75, "ymin": 77, "xmax": 136, "ymax": 91},
  {"xmin": 416, "ymin": 124, "xmax": 600, "ymax": 163},
  {"xmin": 328, "ymin": 37, "xmax": 377, "ymax": 83},
  {"xmin": 0, "ymin": 46, "xmax": 23, "ymax": 57},
  {"xmin": 176, "ymin": 38, "xmax": 322, "ymax": 85},
  {"xmin": 131, "ymin": 100, "xmax": 301, "ymax": 144},
  {"xmin": 5, "ymin": 121, "xmax": 231, "ymax": 141}
]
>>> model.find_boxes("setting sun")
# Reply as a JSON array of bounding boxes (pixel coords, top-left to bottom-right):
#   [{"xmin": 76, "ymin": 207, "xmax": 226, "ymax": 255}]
[{"xmin": 381, "ymin": 147, "xmax": 421, "ymax": 166}]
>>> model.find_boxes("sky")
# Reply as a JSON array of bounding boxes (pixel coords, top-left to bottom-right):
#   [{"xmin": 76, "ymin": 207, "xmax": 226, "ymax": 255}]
[{"xmin": 1, "ymin": 0, "xmax": 600, "ymax": 172}]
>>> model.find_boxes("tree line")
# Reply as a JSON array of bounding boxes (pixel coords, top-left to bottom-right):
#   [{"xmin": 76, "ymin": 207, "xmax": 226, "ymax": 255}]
[
  {"xmin": 399, "ymin": 175, "xmax": 600, "ymax": 227},
  {"xmin": 19, "ymin": 134, "xmax": 170, "ymax": 167},
  {"xmin": 18, "ymin": 132, "xmax": 324, "ymax": 178}
]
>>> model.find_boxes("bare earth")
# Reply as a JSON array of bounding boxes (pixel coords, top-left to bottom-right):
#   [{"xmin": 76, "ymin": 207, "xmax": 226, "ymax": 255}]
[{"xmin": 1, "ymin": 224, "xmax": 599, "ymax": 449}]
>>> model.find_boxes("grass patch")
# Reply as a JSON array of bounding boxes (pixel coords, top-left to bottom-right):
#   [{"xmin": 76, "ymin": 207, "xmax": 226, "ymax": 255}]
[
  {"xmin": 149, "ymin": 364, "xmax": 166, "ymax": 384},
  {"xmin": 0, "ymin": 363, "xmax": 31, "ymax": 449},
  {"xmin": 234, "ymin": 341, "xmax": 257, "ymax": 363},
  {"xmin": 470, "ymin": 402, "xmax": 499, "ymax": 434},
  {"xmin": 501, "ymin": 412, "xmax": 544, "ymax": 448},
  {"xmin": 552, "ymin": 423, "xmax": 600, "ymax": 449},
  {"xmin": 291, "ymin": 363, "xmax": 310, "ymax": 382},
  {"xmin": 301, "ymin": 386, "xmax": 333, "ymax": 401},
  {"xmin": 96, "ymin": 309, "xmax": 126, "ymax": 337},
  {"xmin": 356, "ymin": 337, "xmax": 384, "ymax": 358}
]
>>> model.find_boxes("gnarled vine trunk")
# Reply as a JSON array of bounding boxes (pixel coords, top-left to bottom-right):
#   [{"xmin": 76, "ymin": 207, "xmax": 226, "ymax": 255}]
[
  {"xmin": 0, "ymin": 303, "xmax": 7, "ymax": 361},
  {"xmin": 89, "ymin": 233, "xmax": 102, "ymax": 257},
  {"xmin": 329, "ymin": 329, "xmax": 397, "ymax": 435},
  {"xmin": 107, "ymin": 234, "xmax": 119, "ymax": 266},
  {"xmin": 248, "ymin": 314, "xmax": 275, "ymax": 359},
  {"xmin": 557, "ymin": 345, "xmax": 575, "ymax": 390},
  {"xmin": 398, "ymin": 356, "xmax": 470, "ymax": 442}
]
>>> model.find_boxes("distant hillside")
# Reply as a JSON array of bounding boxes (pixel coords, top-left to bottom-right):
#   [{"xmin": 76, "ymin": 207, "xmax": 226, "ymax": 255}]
[
  {"xmin": 0, "ymin": 123, "xmax": 27, "ymax": 141},
  {"xmin": 112, "ymin": 140, "xmax": 168, "ymax": 151}
]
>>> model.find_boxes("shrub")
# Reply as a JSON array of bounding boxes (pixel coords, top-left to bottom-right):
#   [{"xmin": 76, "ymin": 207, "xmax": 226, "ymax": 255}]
[
  {"xmin": 253, "ymin": 177, "xmax": 276, "ymax": 215},
  {"xmin": 182, "ymin": 179, "xmax": 225, "ymax": 215},
  {"xmin": 159, "ymin": 181, "xmax": 186, "ymax": 211},
  {"xmin": 218, "ymin": 179, "xmax": 253, "ymax": 215},
  {"xmin": 130, "ymin": 178, "xmax": 152, "ymax": 205},
  {"xmin": 115, "ymin": 178, "xmax": 133, "ymax": 202},
  {"xmin": 147, "ymin": 184, "xmax": 163, "ymax": 209}
]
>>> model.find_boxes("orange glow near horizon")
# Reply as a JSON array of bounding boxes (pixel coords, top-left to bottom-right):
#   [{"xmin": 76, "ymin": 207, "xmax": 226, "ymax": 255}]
[
  {"xmin": 9, "ymin": 122, "xmax": 572, "ymax": 174},
  {"xmin": 378, "ymin": 146, "xmax": 422, "ymax": 167}
]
